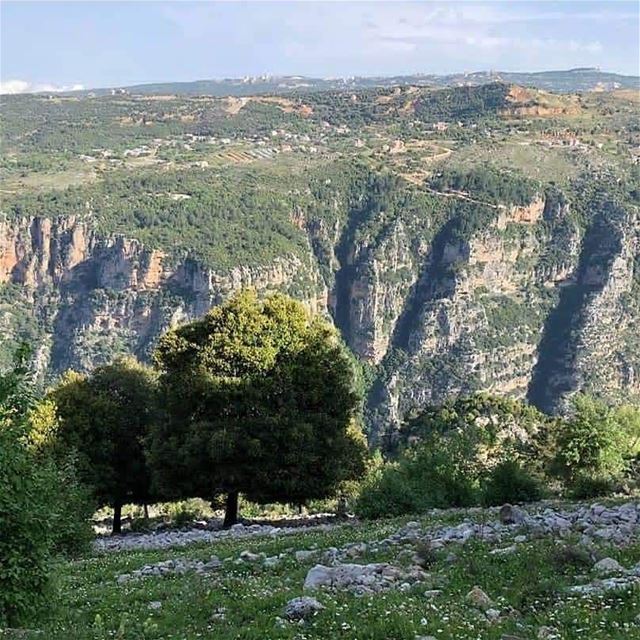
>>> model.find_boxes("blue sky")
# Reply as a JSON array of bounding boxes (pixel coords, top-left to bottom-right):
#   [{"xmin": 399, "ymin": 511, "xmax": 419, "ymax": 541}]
[{"xmin": 1, "ymin": 1, "xmax": 638, "ymax": 93}]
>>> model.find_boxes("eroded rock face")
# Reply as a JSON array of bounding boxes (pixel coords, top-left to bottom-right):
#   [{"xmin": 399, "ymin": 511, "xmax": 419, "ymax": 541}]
[
  {"xmin": 1, "ymin": 215, "xmax": 325, "ymax": 376},
  {"xmin": 3, "ymin": 184, "xmax": 639, "ymax": 430}
]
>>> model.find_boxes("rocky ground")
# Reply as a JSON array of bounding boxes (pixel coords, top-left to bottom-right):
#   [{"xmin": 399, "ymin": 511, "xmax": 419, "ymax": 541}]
[{"xmin": 34, "ymin": 499, "xmax": 640, "ymax": 639}]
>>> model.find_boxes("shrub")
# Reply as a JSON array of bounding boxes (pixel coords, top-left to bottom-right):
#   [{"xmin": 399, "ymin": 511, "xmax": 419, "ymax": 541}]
[
  {"xmin": 553, "ymin": 395, "xmax": 628, "ymax": 486},
  {"xmin": 171, "ymin": 503, "xmax": 199, "ymax": 528},
  {"xmin": 483, "ymin": 460, "xmax": 544, "ymax": 506},
  {"xmin": 0, "ymin": 424, "xmax": 52, "ymax": 626},
  {"xmin": 567, "ymin": 474, "xmax": 617, "ymax": 500},
  {"xmin": 45, "ymin": 456, "xmax": 95, "ymax": 557},
  {"xmin": 354, "ymin": 462, "xmax": 420, "ymax": 519},
  {"xmin": 0, "ymin": 347, "xmax": 94, "ymax": 625},
  {"xmin": 27, "ymin": 399, "xmax": 95, "ymax": 557},
  {"xmin": 354, "ymin": 437, "xmax": 479, "ymax": 519}
]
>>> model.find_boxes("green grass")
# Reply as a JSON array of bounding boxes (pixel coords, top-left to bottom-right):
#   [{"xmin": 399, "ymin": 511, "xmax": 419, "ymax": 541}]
[{"xmin": 26, "ymin": 511, "xmax": 640, "ymax": 640}]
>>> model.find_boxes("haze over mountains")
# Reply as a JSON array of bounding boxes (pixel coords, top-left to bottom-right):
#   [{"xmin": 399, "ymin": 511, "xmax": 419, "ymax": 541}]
[{"xmin": 69, "ymin": 68, "xmax": 640, "ymax": 97}]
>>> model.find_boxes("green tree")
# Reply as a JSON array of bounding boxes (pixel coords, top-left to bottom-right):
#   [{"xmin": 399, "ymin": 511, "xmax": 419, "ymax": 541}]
[
  {"xmin": 48, "ymin": 358, "xmax": 158, "ymax": 534},
  {"xmin": 401, "ymin": 393, "xmax": 553, "ymax": 474},
  {"xmin": 0, "ymin": 346, "xmax": 92, "ymax": 625},
  {"xmin": 553, "ymin": 394, "xmax": 629, "ymax": 485},
  {"xmin": 148, "ymin": 290, "xmax": 367, "ymax": 526}
]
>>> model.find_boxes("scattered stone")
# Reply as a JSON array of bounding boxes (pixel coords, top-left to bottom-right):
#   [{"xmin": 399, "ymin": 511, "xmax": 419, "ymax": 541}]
[
  {"xmin": 283, "ymin": 596, "xmax": 325, "ymax": 621},
  {"xmin": 303, "ymin": 562, "xmax": 426, "ymax": 594},
  {"xmin": 115, "ymin": 555, "xmax": 221, "ymax": 583},
  {"xmin": 567, "ymin": 575, "xmax": 640, "ymax": 595},
  {"xmin": 295, "ymin": 549, "xmax": 318, "ymax": 562},
  {"xmin": 148, "ymin": 601, "xmax": 162, "ymax": 610},
  {"xmin": 592, "ymin": 557, "xmax": 625, "ymax": 575},
  {"xmin": 95, "ymin": 519, "xmax": 339, "ymax": 553},
  {"xmin": 423, "ymin": 589, "xmax": 442, "ymax": 598},
  {"xmin": 263, "ymin": 556, "xmax": 281, "ymax": 568},
  {"xmin": 499, "ymin": 504, "xmax": 526, "ymax": 525},
  {"xmin": 211, "ymin": 607, "xmax": 226, "ymax": 621},
  {"xmin": 485, "ymin": 608, "xmax": 501, "ymax": 622},
  {"xmin": 465, "ymin": 586, "xmax": 493, "ymax": 610},
  {"xmin": 537, "ymin": 626, "xmax": 559, "ymax": 639},
  {"xmin": 490, "ymin": 545, "xmax": 517, "ymax": 556}
]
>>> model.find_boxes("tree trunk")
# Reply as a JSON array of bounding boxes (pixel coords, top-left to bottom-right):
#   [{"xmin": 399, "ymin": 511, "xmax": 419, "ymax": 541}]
[
  {"xmin": 143, "ymin": 503, "xmax": 149, "ymax": 519},
  {"xmin": 223, "ymin": 491, "xmax": 239, "ymax": 528},
  {"xmin": 112, "ymin": 501, "xmax": 122, "ymax": 535}
]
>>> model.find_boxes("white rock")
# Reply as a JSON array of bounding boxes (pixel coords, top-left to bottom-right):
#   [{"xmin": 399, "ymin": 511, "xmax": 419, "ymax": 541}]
[
  {"xmin": 283, "ymin": 596, "xmax": 325, "ymax": 620},
  {"xmin": 490, "ymin": 545, "xmax": 517, "ymax": 556},
  {"xmin": 485, "ymin": 608, "xmax": 501, "ymax": 621},
  {"xmin": 593, "ymin": 557, "xmax": 625, "ymax": 575}
]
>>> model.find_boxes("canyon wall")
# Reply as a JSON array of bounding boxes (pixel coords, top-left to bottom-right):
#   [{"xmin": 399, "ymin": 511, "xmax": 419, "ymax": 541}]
[{"xmin": 1, "ymin": 184, "xmax": 638, "ymax": 438}]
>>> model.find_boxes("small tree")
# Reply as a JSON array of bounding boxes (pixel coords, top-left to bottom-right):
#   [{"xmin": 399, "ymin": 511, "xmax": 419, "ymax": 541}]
[
  {"xmin": 48, "ymin": 358, "xmax": 157, "ymax": 534},
  {"xmin": 148, "ymin": 290, "xmax": 367, "ymax": 526},
  {"xmin": 0, "ymin": 346, "xmax": 92, "ymax": 625},
  {"xmin": 553, "ymin": 394, "xmax": 628, "ymax": 486}
]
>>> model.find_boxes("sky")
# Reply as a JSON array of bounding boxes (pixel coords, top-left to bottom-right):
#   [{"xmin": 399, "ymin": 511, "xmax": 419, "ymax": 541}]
[{"xmin": 1, "ymin": 1, "xmax": 638, "ymax": 94}]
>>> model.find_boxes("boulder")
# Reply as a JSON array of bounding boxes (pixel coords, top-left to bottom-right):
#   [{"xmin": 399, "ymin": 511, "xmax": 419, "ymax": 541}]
[
  {"xmin": 283, "ymin": 596, "xmax": 325, "ymax": 621},
  {"xmin": 465, "ymin": 585, "xmax": 493, "ymax": 610},
  {"xmin": 593, "ymin": 557, "xmax": 625, "ymax": 575},
  {"xmin": 499, "ymin": 504, "xmax": 526, "ymax": 525}
]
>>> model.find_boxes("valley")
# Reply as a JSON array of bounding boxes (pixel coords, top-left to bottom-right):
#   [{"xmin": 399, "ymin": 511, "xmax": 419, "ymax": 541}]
[{"xmin": 1, "ymin": 78, "xmax": 639, "ymax": 438}]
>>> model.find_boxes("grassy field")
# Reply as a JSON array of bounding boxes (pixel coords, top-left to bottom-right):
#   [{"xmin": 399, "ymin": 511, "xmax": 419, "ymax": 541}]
[{"xmin": 24, "ymin": 509, "xmax": 640, "ymax": 640}]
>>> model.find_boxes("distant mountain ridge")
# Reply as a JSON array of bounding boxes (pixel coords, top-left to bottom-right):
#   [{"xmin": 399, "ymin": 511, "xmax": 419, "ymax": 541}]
[{"xmin": 81, "ymin": 68, "xmax": 639, "ymax": 97}]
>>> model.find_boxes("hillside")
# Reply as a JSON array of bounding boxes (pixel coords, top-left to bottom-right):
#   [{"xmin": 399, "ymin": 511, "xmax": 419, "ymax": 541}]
[
  {"xmin": 73, "ymin": 68, "xmax": 640, "ymax": 97},
  {"xmin": 1, "ymin": 82, "xmax": 639, "ymax": 437},
  {"xmin": 34, "ymin": 499, "xmax": 640, "ymax": 639}
]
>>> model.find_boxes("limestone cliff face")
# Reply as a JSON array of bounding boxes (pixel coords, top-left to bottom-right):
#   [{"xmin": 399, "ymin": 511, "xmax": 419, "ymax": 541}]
[
  {"xmin": 318, "ymin": 190, "xmax": 639, "ymax": 441},
  {"xmin": 528, "ymin": 203, "xmax": 640, "ymax": 413},
  {"xmin": 0, "ymin": 215, "xmax": 325, "ymax": 375},
  {"xmin": 2, "ymin": 186, "xmax": 638, "ymax": 436}
]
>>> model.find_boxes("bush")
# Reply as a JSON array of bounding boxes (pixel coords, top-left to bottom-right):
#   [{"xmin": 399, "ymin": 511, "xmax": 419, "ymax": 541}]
[
  {"xmin": 45, "ymin": 456, "xmax": 95, "ymax": 557},
  {"xmin": 0, "ymin": 425, "xmax": 52, "ymax": 626},
  {"xmin": 0, "ymin": 347, "xmax": 94, "ymax": 625},
  {"xmin": 483, "ymin": 460, "xmax": 544, "ymax": 506},
  {"xmin": 172, "ymin": 505, "xmax": 198, "ymax": 528},
  {"xmin": 567, "ymin": 474, "xmax": 617, "ymax": 500},
  {"xmin": 553, "ymin": 395, "xmax": 629, "ymax": 485},
  {"xmin": 354, "ymin": 462, "xmax": 421, "ymax": 519},
  {"xmin": 354, "ymin": 440, "xmax": 479, "ymax": 519},
  {"xmin": 27, "ymin": 399, "xmax": 95, "ymax": 557}
]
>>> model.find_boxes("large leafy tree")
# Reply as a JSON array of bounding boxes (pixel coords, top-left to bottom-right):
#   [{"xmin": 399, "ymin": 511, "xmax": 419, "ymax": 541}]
[
  {"xmin": 553, "ymin": 394, "xmax": 630, "ymax": 484},
  {"xmin": 148, "ymin": 289, "xmax": 367, "ymax": 526},
  {"xmin": 48, "ymin": 358, "xmax": 157, "ymax": 534}
]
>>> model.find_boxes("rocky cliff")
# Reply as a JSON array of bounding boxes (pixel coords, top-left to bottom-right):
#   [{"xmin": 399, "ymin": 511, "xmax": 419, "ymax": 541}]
[
  {"xmin": 0, "ymin": 214, "xmax": 326, "ymax": 376},
  {"xmin": 1, "ymin": 179, "xmax": 638, "ymax": 438}
]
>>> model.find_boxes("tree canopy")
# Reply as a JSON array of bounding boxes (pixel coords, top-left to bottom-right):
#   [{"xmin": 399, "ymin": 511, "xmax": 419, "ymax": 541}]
[
  {"xmin": 148, "ymin": 289, "xmax": 367, "ymax": 526},
  {"xmin": 47, "ymin": 358, "xmax": 158, "ymax": 533}
]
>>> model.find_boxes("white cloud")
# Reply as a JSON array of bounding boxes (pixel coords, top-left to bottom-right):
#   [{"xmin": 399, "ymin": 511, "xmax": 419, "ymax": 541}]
[{"xmin": 0, "ymin": 79, "xmax": 85, "ymax": 95}]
